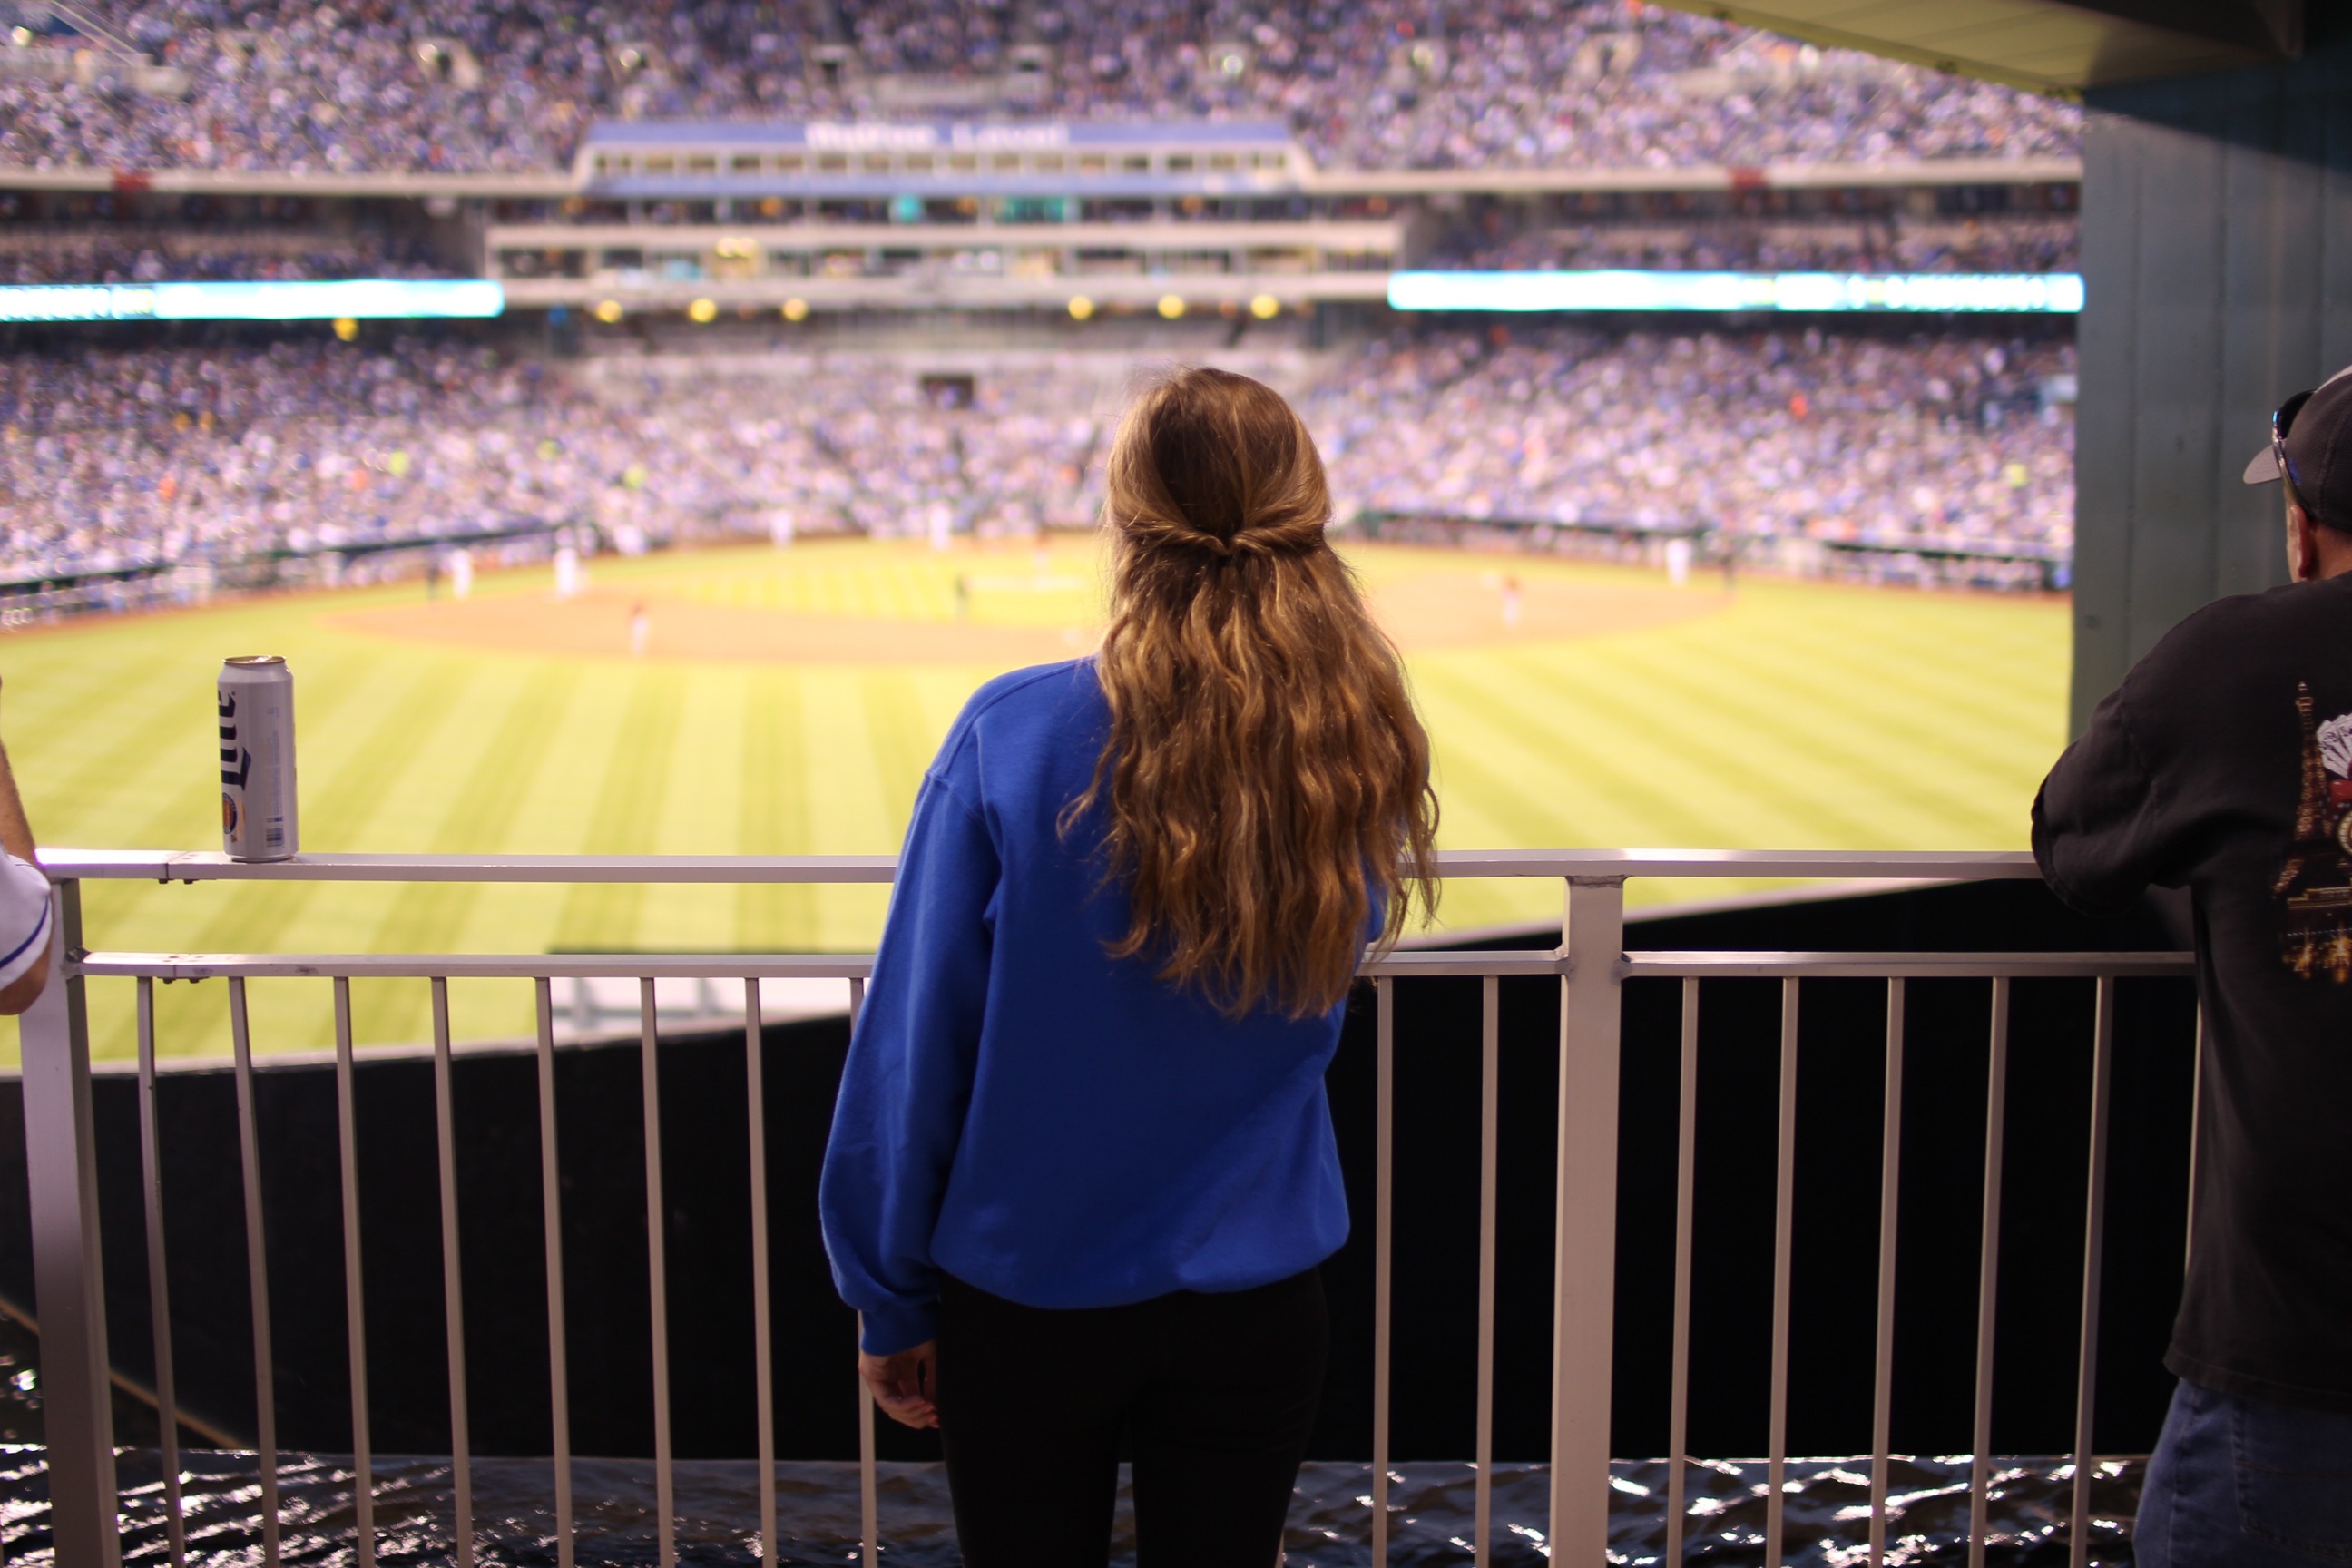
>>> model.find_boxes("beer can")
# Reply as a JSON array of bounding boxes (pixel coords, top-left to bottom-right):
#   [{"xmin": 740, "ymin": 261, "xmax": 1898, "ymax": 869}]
[{"xmin": 219, "ymin": 656, "xmax": 299, "ymax": 861}]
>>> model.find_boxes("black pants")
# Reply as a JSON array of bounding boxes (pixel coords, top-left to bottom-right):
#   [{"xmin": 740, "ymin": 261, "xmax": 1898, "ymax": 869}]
[{"xmin": 936, "ymin": 1268, "xmax": 1328, "ymax": 1568}]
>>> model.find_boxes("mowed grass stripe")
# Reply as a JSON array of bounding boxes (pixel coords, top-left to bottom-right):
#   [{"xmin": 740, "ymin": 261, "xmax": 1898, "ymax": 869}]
[
  {"xmin": 1602, "ymin": 598, "xmax": 2057, "ymax": 828},
  {"xmin": 641, "ymin": 665, "xmax": 747, "ymax": 949},
  {"xmin": 17, "ymin": 662, "xmax": 207, "ymax": 844},
  {"xmin": 1563, "ymin": 633, "xmax": 2012, "ymax": 845},
  {"xmin": 739, "ymin": 667, "xmax": 819, "ymax": 950},
  {"xmin": 1731, "ymin": 590, "xmax": 2063, "ymax": 740},
  {"xmin": 551, "ymin": 665, "xmax": 689, "ymax": 951},
  {"xmin": 1670, "ymin": 603, "xmax": 2065, "ymax": 818},
  {"xmin": 358, "ymin": 661, "xmax": 585, "ymax": 1044},
  {"xmin": 1413, "ymin": 660, "xmax": 1714, "ymax": 846},
  {"xmin": 1435, "ymin": 643, "xmax": 1886, "ymax": 848},
  {"xmin": 859, "ymin": 670, "xmax": 934, "ymax": 830}
]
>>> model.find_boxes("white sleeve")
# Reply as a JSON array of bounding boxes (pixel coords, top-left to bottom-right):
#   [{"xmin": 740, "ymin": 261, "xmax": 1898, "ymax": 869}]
[{"xmin": 0, "ymin": 855, "xmax": 52, "ymax": 992}]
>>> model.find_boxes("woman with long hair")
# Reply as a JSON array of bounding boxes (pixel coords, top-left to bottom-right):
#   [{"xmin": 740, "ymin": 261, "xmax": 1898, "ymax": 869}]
[{"xmin": 820, "ymin": 366, "xmax": 1439, "ymax": 1566}]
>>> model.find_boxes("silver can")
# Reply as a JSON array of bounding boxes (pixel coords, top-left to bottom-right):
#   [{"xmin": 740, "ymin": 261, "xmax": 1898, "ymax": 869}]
[{"xmin": 219, "ymin": 656, "xmax": 299, "ymax": 861}]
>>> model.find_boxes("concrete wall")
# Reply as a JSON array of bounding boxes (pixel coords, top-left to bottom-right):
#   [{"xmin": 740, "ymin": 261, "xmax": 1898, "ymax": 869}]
[{"xmin": 2073, "ymin": 15, "xmax": 2352, "ymax": 730}]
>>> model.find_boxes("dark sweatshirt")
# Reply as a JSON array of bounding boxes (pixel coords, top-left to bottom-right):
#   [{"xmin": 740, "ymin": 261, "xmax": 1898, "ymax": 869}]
[{"xmin": 2034, "ymin": 573, "xmax": 2352, "ymax": 1412}]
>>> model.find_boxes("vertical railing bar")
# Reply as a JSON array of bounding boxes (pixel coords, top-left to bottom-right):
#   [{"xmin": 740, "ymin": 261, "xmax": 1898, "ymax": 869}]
[
  {"xmin": 1550, "ymin": 877, "xmax": 1627, "ymax": 1568},
  {"xmin": 136, "ymin": 977, "xmax": 187, "ymax": 1568},
  {"xmin": 332, "ymin": 979, "xmax": 376, "ymax": 1568},
  {"xmin": 1664, "ymin": 977, "xmax": 1699, "ymax": 1568},
  {"xmin": 2069, "ymin": 977, "xmax": 2115, "ymax": 1568},
  {"xmin": 430, "ymin": 979, "xmax": 474, "ymax": 1568},
  {"xmin": 534, "ymin": 977, "xmax": 574, "ymax": 1568},
  {"xmin": 1765, "ymin": 977, "xmax": 1799, "ymax": 1568},
  {"xmin": 1474, "ymin": 975, "xmax": 1500, "ymax": 1568},
  {"xmin": 1868, "ymin": 978, "xmax": 1906, "ymax": 1568},
  {"xmin": 1967, "ymin": 977, "xmax": 2012, "ymax": 1568},
  {"xmin": 229, "ymin": 976, "xmax": 281, "ymax": 1568},
  {"xmin": 1372, "ymin": 975, "xmax": 1395, "ymax": 1568},
  {"xmin": 850, "ymin": 977, "xmax": 877, "ymax": 1568},
  {"xmin": 745, "ymin": 978, "xmax": 778, "ymax": 1568},
  {"xmin": 22, "ymin": 877, "xmax": 120, "ymax": 1568},
  {"xmin": 640, "ymin": 979, "xmax": 677, "ymax": 1568},
  {"xmin": 2182, "ymin": 1006, "xmax": 2204, "ymax": 1277}
]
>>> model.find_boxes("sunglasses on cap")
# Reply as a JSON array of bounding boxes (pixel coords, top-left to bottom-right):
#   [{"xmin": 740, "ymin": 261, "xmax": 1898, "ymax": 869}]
[{"xmin": 2274, "ymin": 388, "xmax": 2317, "ymax": 521}]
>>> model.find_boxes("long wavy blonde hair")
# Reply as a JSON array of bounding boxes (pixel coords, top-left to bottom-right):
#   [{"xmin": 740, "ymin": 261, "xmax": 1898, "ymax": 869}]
[{"xmin": 1064, "ymin": 366, "xmax": 1439, "ymax": 1019}]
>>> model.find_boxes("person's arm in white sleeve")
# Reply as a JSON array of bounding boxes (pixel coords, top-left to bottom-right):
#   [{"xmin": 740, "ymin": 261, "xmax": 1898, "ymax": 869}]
[{"xmin": 0, "ymin": 691, "xmax": 52, "ymax": 1014}]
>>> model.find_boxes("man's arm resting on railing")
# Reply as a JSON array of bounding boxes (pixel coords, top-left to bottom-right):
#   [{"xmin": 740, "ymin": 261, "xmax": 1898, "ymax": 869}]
[
  {"xmin": 0, "ymin": 700, "xmax": 51, "ymax": 1014},
  {"xmin": 2032, "ymin": 676, "xmax": 2168, "ymax": 916}
]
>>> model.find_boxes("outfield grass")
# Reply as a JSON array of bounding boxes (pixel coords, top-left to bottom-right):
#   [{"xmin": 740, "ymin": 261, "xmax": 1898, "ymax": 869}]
[{"xmin": 0, "ymin": 537, "xmax": 2069, "ymax": 1062}]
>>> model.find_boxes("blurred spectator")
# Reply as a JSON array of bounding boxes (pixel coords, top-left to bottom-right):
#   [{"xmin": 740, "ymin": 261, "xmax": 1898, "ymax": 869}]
[
  {"xmin": 0, "ymin": 0, "xmax": 2080, "ymax": 176},
  {"xmin": 0, "ymin": 323, "xmax": 2073, "ymax": 597},
  {"xmin": 0, "ymin": 338, "xmax": 1102, "ymax": 585},
  {"xmin": 1429, "ymin": 215, "xmax": 2080, "ymax": 274},
  {"xmin": 0, "ymin": 230, "xmax": 450, "ymax": 283},
  {"xmin": 1297, "ymin": 324, "xmax": 2076, "ymax": 559}
]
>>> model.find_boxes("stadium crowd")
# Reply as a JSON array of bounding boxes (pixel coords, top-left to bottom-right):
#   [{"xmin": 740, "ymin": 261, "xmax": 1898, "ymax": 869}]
[
  {"xmin": 0, "ymin": 325, "xmax": 2072, "ymax": 592},
  {"xmin": 1431, "ymin": 215, "xmax": 2080, "ymax": 275},
  {"xmin": 1298, "ymin": 325, "xmax": 2074, "ymax": 562},
  {"xmin": 0, "ymin": 229, "xmax": 449, "ymax": 283},
  {"xmin": 0, "ymin": 0, "xmax": 2082, "ymax": 175},
  {"xmin": 0, "ymin": 338, "xmax": 1103, "ymax": 587}
]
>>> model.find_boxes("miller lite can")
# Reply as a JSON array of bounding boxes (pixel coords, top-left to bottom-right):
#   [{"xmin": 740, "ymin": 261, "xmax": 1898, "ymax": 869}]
[{"xmin": 219, "ymin": 656, "xmax": 298, "ymax": 861}]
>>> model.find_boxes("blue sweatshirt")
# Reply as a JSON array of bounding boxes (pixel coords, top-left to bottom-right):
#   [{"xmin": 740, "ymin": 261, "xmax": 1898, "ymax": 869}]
[{"xmin": 818, "ymin": 658, "xmax": 1352, "ymax": 1355}]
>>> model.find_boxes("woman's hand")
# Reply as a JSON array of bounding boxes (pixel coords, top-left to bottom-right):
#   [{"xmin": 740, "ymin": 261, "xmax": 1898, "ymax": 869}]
[{"xmin": 858, "ymin": 1340, "xmax": 939, "ymax": 1430}]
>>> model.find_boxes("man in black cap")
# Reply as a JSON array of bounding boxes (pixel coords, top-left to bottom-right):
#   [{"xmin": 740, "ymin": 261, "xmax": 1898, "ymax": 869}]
[{"xmin": 2034, "ymin": 371, "xmax": 2352, "ymax": 1565}]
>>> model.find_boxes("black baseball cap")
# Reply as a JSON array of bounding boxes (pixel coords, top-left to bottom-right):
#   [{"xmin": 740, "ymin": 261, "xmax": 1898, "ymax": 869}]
[{"xmin": 2244, "ymin": 363, "xmax": 2352, "ymax": 525}]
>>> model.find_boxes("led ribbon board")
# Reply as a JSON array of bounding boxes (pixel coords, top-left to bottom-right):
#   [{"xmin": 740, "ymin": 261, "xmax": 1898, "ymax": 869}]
[
  {"xmin": 0, "ymin": 279, "xmax": 506, "ymax": 324},
  {"xmin": 1386, "ymin": 271, "xmax": 2084, "ymax": 314}
]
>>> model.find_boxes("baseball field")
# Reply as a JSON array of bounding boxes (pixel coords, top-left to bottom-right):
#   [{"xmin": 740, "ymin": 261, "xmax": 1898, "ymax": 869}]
[{"xmin": 0, "ymin": 536, "xmax": 2069, "ymax": 1062}]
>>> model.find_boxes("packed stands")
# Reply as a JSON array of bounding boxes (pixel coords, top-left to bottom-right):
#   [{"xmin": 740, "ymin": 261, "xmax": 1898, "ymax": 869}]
[
  {"xmin": 0, "ymin": 337, "xmax": 1106, "ymax": 598},
  {"xmin": 1301, "ymin": 325, "xmax": 2075, "ymax": 585},
  {"xmin": 0, "ymin": 0, "xmax": 2081, "ymax": 176},
  {"xmin": 0, "ymin": 228, "xmax": 450, "ymax": 282},
  {"xmin": 1427, "ymin": 214, "xmax": 2080, "ymax": 275},
  {"xmin": 0, "ymin": 324, "xmax": 2073, "ymax": 602}
]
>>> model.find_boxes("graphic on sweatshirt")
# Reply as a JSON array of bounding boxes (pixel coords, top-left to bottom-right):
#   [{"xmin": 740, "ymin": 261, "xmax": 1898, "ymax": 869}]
[{"xmin": 2275, "ymin": 681, "xmax": 2352, "ymax": 980}]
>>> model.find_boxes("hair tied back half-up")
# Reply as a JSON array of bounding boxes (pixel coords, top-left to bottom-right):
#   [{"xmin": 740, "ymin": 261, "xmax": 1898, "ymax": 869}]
[{"xmin": 1065, "ymin": 366, "xmax": 1440, "ymax": 1019}]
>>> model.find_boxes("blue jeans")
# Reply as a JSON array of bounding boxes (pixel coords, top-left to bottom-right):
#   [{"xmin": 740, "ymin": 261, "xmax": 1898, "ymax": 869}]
[{"xmin": 2136, "ymin": 1378, "xmax": 2352, "ymax": 1566}]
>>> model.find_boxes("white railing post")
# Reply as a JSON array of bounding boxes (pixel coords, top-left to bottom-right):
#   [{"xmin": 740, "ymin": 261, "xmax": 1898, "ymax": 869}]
[
  {"xmin": 1550, "ymin": 876, "xmax": 1625, "ymax": 1567},
  {"xmin": 20, "ymin": 881, "xmax": 122, "ymax": 1568}
]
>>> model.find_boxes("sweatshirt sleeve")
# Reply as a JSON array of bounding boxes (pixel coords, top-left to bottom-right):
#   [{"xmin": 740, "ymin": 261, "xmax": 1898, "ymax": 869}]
[
  {"xmin": 2032, "ymin": 678, "xmax": 2166, "ymax": 917},
  {"xmin": 819, "ymin": 767, "xmax": 999, "ymax": 1356},
  {"xmin": 0, "ymin": 856, "xmax": 50, "ymax": 992}
]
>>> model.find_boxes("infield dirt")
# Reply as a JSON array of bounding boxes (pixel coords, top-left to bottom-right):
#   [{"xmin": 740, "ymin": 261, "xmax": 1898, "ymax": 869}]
[{"xmin": 326, "ymin": 563, "xmax": 1729, "ymax": 663}]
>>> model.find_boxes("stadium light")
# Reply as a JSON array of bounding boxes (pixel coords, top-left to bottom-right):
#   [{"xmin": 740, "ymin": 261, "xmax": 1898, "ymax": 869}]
[
  {"xmin": 1068, "ymin": 295, "xmax": 1094, "ymax": 320},
  {"xmin": 0, "ymin": 279, "xmax": 506, "ymax": 323},
  {"xmin": 1157, "ymin": 294, "xmax": 1186, "ymax": 319},
  {"xmin": 593, "ymin": 299, "xmax": 624, "ymax": 324},
  {"xmin": 688, "ymin": 298, "xmax": 720, "ymax": 323},
  {"xmin": 1385, "ymin": 270, "xmax": 2086, "ymax": 315},
  {"xmin": 1249, "ymin": 293, "xmax": 1280, "ymax": 319},
  {"xmin": 781, "ymin": 298, "xmax": 810, "ymax": 321}
]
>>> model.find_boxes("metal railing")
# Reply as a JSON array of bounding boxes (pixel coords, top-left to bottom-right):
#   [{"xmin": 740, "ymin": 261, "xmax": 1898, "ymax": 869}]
[{"xmin": 17, "ymin": 847, "xmax": 2191, "ymax": 1568}]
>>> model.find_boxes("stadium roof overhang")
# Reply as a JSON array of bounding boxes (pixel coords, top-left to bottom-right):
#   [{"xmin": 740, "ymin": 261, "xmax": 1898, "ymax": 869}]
[{"xmin": 1650, "ymin": 0, "xmax": 2301, "ymax": 95}]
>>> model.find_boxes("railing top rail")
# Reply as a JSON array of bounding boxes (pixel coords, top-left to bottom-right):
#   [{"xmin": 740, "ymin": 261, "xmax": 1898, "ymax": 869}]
[
  {"xmin": 37, "ymin": 847, "xmax": 2045, "ymax": 884},
  {"xmin": 68, "ymin": 946, "xmax": 2192, "ymax": 983}
]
